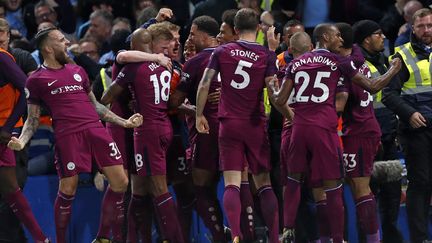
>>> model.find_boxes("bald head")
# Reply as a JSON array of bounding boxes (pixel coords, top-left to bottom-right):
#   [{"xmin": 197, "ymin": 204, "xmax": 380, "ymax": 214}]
[
  {"xmin": 131, "ymin": 28, "xmax": 152, "ymax": 52},
  {"xmin": 404, "ymin": 0, "xmax": 423, "ymax": 24},
  {"xmin": 289, "ymin": 32, "xmax": 312, "ymax": 57},
  {"xmin": 313, "ymin": 23, "xmax": 334, "ymax": 43}
]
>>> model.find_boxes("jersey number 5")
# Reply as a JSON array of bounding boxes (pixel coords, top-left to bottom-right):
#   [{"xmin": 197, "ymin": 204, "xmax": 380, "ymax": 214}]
[
  {"xmin": 230, "ymin": 60, "xmax": 253, "ymax": 89},
  {"xmin": 150, "ymin": 70, "xmax": 171, "ymax": 104}
]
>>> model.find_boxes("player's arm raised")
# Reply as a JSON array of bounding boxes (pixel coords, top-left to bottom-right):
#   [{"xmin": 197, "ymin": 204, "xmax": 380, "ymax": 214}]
[
  {"xmin": 352, "ymin": 58, "xmax": 401, "ymax": 94},
  {"xmin": 196, "ymin": 68, "xmax": 216, "ymax": 134},
  {"xmin": 8, "ymin": 104, "xmax": 41, "ymax": 151},
  {"xmin": 89, "ymin": 91, "xmax": 143, "ymax": 128}
]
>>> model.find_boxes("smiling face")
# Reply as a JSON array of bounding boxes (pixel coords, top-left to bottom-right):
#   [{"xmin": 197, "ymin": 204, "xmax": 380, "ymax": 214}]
[{"xmin": 217, "ymin": 22, "xmax": 237, "ymax": 45}]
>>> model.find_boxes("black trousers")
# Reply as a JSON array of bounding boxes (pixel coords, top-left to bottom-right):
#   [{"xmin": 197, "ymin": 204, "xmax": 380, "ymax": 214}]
[{"xmin": 400, "ymin": 128, "xmax": 432, "ymax": 243}]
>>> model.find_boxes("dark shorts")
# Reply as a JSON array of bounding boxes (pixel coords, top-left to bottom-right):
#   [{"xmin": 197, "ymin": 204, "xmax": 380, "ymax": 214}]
[
  {"xmin": 133, "ymin": 126, "xmax": 173, "ymax": 176},
  {"xmin": 167, "ymin": 134, "xmax": 190, "ymax": 183},
  {"xmin": 342, "ymin": 136, "xmax": 380, "ymax": 177},
  {"xmin": 191, "ymin": 121, "xmax": 219, "ymax": 171},
  {"xmin": 106, "ymin": 125, "xmax": 134, "ymax": 170},
  {"xmin": 280, "ymin": 126, "xmax": 292, "ymax": 185},
  {"xmin": 55, "ymin": 126, "xmax": 124, "ymax": 178},
  {"xmin": 219, "ymin": 118, "xmax": 270, "ymax": 174},
  {"xmin": 287, "ymin": 125, "xmax": 344, "ymax": 183},
  {"xmin": 0, "ymin": 144, "xmax": 15, "ymax": 167}
]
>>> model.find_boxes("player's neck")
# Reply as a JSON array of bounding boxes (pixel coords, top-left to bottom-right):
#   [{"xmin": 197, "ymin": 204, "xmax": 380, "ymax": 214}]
[
  {"xmin": 239, "ymin": 32, "xmax": 257, "ymax": 42},
  {"xmin": 339, "ymin": 47, "xmax": 352, "ymax": 57},
  {"xmin": 43, "ymin": 57, "xmax": 64, "ymax": 69}
]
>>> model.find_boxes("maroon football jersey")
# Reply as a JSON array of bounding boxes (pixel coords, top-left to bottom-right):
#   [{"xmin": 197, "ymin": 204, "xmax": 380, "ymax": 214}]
[
  {"xmin": 207, "ymin": 40, "xmax": 277, "ymax": 120},
  {"xmin": 114, "ymin": 61, "xmax": 171, "ymax": 129},
  {"xmin": 26, "ymin": 64, "xmax": 102, "ymax": 138},
  {"xmin": 338, "ymin": 47, "xmax": 381, "ymax": 137},
  {"xmin": 284, "ymin": 49, "xmax": 358, "ymax": 131}
]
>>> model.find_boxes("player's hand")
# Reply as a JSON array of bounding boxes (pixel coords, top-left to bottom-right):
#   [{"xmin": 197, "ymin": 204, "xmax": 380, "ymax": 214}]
[
  {"xmin": 390, "ymin": 57, "xmax": 401, "ymax": 72},
  {"xmin": 409, "ymin": 111, "xmax": 427, "ymax": 128},
  {"xmin": 125, "ymin": 113, "xmax": 143, "ymax": 128},
  {"xmin": 269, "ymin": 75, "xmax": 280, "ymax": 92},
  {"xmin": 7, "ymin": 137, "xmax": 25, "ymax": 151},
  {"xmin": 93, "ymin": 172, "xmax": 106, "ymax": 192},
  {"xmin": 266, "ymin": 26, "xmax": 280, "ymax": 52},
  {"xmin": 208, "ymin": 88, "xmax": 221, "ymax": 104},
  {"xmin": 156, "ymin": 8, "xmax": 173, "ymax": 22},
  {"xmin": 155, "ymin": 53, "xmax": 172, "ymax": 71},
  {"xmin": 196, "ymin": 115, "xmax": 209, "ymax": 134}
]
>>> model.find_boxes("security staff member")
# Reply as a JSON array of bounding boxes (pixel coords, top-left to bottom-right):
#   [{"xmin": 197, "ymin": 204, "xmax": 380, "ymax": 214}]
[
  {"xmin": 383, "ymin": 8, "xmax": 432, "ymax": 243},
  {"xmin": 353, "ymin": 20, "xmax": 403, "ymax": 243}
]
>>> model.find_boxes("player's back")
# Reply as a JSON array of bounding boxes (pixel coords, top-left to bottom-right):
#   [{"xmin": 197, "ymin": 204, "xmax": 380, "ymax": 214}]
[
  {"xmin": 213, "ymin": 40, "xmax": 277, "ymax": 120},
  {"xmin": 341, "ymin": 49, "xmax": 381, "ymax": 137},
  {"xmin": 115, "ymin": 61, "xmax": 171, "ymax": 127},
  {"xmin": 287, "ymin": 49, "xmax": 346, "ymax": 131}
]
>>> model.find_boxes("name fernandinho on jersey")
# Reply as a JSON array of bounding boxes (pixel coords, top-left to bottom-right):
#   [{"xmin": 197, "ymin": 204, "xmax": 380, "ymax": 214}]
[
  {"xmin": 291, "ymin": 55, "xmax": 337, "ymax": 73},
  {"xmin": 230, "ymin": 49, "xmax": 259, "ymax": 62}
]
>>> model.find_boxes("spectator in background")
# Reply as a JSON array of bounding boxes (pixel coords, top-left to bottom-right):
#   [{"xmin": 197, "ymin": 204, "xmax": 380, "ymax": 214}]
[
  {"xmin": 98, "ymin": 17, "xmax": 131, "ymax": 65},
  {"xmin": 395, "ymin": 0, "xmax": 423, "ymax": 47},
  {"xmin": 0, "ymin": 2, "xmax": 6, "ymax": 18},
  {"xmin": 380, "ymin": 0, "xmax": 410, "ymax": 52},
  {"xmin": 78, "ymin": 38, "xmax": 101, "ymax": 63},
  {"xmin": 33, "ymin": 0, "xmax": 77, "ymax": 44},
  {"xmin": 4, "ymin": 0, "xmax": 28, "ymax": 39},
  {"xmin": 133, "ymin": 0, "xmax": 157, "ymax": 21},
  {"xmin": 33, "ymin": 0, "xmax": 76, "ymax": 35},
  {"xmin": 275, "ymin": 19, "xmax": 304, "ymax": 61},
  {"xmin": 86, "ymin": 9, "xmax": 113, "ymax": 56},
  {"xmin": 76, "ymin": 0, "xmax": 113, "ymax": 39}
]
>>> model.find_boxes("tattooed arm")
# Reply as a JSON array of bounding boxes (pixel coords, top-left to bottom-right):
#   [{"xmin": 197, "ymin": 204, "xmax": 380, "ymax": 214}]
[
  {"xmin": 8, "ymin": 104, "xmax": 41, "ymax": 151},
  {"xmin": 88, "ymin": 91, "xmax": 143, "ymax": 128}
]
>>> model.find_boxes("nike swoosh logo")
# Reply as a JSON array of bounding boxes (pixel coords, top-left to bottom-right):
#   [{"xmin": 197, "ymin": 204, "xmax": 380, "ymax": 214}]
[
  {"xmin": 115, "ymin": 155, "xmax": 121, "ymax": 160},
  {"xmin": 59, "ymin": 206, "xmax": 71, "ymax": 209},
  {"xmin": 48, "ymin": 80, "xmax": 58, "ymax": 86}
]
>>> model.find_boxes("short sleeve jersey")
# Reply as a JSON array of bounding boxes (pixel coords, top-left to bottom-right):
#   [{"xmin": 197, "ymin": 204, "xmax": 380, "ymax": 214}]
[
  {"xmin": 26, "ymin": 64, "xmax": 101, "ymax": 138},
  {"xmin": 338, "ymin": 47, "xmax": 381, "ymax": 137},
  {"xmin": 207, "ymin": 40, "xmax": 277, "ymax": 120},
  {"xmin": 285, "ymin": 49, "xmax": 358, "ymax": 131},
  {"xmin": 114, "ymin": 61, "xmax": 171, "ymax": 128},
  {"xmin": 177, "ymin": 48, "xmax": 220, "ymax": 121}
]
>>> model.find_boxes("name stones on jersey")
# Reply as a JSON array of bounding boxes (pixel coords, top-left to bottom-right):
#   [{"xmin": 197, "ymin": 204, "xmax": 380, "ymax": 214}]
[{"xmin": 230, "ymin": 49, "xmax": 259, "ymax": 62}]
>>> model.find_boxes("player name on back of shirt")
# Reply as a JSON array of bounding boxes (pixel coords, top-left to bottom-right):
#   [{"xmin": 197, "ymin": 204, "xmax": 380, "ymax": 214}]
[
  {"xmin": 291, "ymin": 54, "xmax": 338, "ymax": 72},
  {"xmin": 230, "ymin": 49, "xmax": 259, "ymax": 62}
]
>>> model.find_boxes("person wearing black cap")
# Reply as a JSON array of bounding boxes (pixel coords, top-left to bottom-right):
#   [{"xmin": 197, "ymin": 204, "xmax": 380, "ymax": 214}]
[
  {"xmin": 382, "ymin": 8, "xmax": 432, "ymax": 243},
  {"xmin": 353, "ymin": 19, "xmax": 404, "ymax": 243}
]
